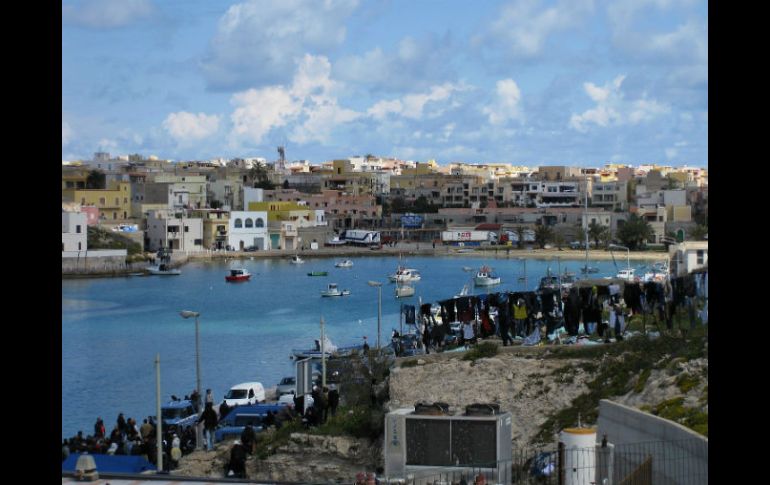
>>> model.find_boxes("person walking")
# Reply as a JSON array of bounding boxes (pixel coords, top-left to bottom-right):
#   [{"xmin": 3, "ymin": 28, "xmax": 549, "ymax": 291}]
[
  {"xmin": 201, "ymin": 402, "xmax": 218, "ymax": 451},
  {"xmin": 328, "ymin": 385, "xmax": 340, "ymax": 417},
  {"xmin": 205, "ymin": 389, "xmax": 214, "ymax": 407},
  {"xmin": 513, "ymin": 299, "xmax": 528, "ymax": 338}
]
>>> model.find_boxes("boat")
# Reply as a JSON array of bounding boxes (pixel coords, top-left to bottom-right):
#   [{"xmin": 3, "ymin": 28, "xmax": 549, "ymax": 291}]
[
  {"xmin": 225, "ymin": 268, "xmax": 251, "ymax": 282},
  {"xmin": 454, "ymin": 283, "xmax": 471, "ymax": 298},
  {"xmin": 473, "ymin": 266, "xmax": 501, "ymax": 286},
  {"xmin": 290, "ymin": 335, "xmax": 363, "ymax": 360},
  {"xmin": 307, "ymin": 271, "xmax": 328, "ymax": 277},
  {"xmin": 335, "ymin": 260, "xmax": 353, "ymax": 268},
  {"xmin": 395, "ymin": 284, "xmax": 415, "ymax": 298},
  {"xmin": 642, "ymin": 261, "xmax": 669, "ymax": 283},
  {"xmin": 289, "ymin": 255, "xmax": 305, "ymax": 264},
  {"xmin": 146, "ymin": 263, "xmax": 181, "ymax": 276},
  {"xmin": 616, "ymin": 268, "xmax": 637, "ymax": 281},
  {"xmin": 320, "ymin": 283, "xmax": 351, "ymax": 297},
  {"xmin": 388, "ymin": 266, "xmax": 421, "ymax": 283}
]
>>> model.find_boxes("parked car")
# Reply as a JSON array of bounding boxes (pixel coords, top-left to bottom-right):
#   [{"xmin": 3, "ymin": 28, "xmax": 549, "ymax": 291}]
[
  {"xmin": 224, "ymin": 382, "xmax": 266, "ymax": 407},
  {"xmin": 244, "ymin": 245, "xmax": 258, "ymax": 252},
  {"xmin": 161, "ymin": 399, "xmax": 198, "ymax": 434},
  {"xmin": 276, "ymin": 376, "xmax": 296, "ymax": 396},
  {"xmin": 214, "ymin": 403, "xmax": 288, "ymax": 443}
]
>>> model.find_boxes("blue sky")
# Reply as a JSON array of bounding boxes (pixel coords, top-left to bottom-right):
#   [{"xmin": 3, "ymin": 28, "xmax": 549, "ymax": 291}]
[{"xmin": 62, "ymin": 0, "xmax": 708, "ymax": 166}]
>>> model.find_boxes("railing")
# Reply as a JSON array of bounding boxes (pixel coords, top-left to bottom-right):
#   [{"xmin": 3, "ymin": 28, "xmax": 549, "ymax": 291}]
[{"xmin": 383, "ymin": 439, "xmax": 706, "ymax": 485}]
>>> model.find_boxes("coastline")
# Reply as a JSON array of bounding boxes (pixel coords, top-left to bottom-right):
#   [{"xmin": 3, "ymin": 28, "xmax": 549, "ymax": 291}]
[{"xmin": 62, "ymin": 244, "xmax": 668, "ymax": 278}]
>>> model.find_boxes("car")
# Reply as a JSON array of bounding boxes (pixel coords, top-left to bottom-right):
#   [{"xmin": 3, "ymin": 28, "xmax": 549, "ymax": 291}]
[
  {"xmin": 214, "ymin": 403, "xmax": 288, "ymax": 443},
  {"xmin": 244, "ymin": 245, "xmax": 258, "ymax": 252},
  {"xmin": 224, "ymin": 382, "xmax": 266, "ymax": 406},
  {"xmin": 161, "ymin": 399, "xmax": 198, "ymax": 434},
  {"xmin": 276, "ymin": 376, "xmax": 296, "ymax": 396}
]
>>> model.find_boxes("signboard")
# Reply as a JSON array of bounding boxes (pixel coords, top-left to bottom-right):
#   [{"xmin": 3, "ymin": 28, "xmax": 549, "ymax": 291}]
[{"xmin": 401, "ymin": 214, "xmax": 423, "ymax": 229}]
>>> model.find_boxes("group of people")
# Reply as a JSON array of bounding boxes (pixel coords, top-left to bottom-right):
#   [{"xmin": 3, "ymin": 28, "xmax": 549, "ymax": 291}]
[{"xmin": 296, "ymin": 384, "xmax": 340, "ymax": 428}]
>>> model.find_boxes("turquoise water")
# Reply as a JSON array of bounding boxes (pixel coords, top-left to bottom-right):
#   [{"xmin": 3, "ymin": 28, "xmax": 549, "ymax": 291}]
[{"xmin": 61, "ymin": 254, "xmax": 647, "ymax": 438}]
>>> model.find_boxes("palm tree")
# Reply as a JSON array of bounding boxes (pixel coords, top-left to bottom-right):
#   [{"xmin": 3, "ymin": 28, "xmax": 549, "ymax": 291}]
[
  {"xmin": 534, "ymin": 225, "xmax": 554, "ymax": 249},
  {"xmin": 617, "ymin": 214, "xmax": 654, "ymax": 250},
  {"xmin": 588, "ymin": 222, "xmax": 609, "ymax": 249},
  {"xmin": 515, "ymin": 226, "xmax": 526, "ymax": 249}
]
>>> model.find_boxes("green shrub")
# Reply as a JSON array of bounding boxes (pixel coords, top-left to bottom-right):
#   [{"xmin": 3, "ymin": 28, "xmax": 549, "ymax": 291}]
[
  {"xmin": 634, "ymin": 368, "xmax": 652, "ymax": 393},
  {"xmin": 676, "ymin": 373, "xmax": 700, "ymax": 393},
  {"xmin": 462, "ymin": 341, "xmax": 499, "ymax": 361}
]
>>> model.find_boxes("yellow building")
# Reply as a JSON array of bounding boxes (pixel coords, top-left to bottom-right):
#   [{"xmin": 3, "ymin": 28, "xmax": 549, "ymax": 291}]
[
  {"xmin": 247, "ymin": 201, "xmax": 313, "ymax": 224},
  {"xmin": 61, "ymin": 182, "xmax": 132, "ymax": 221},
  {"xmin": 189, "ymin": 209, "xmax": 230, "ymax": 250},
  {"xmin": 61, "ymin": 166, "xmax": 90, "ymax": 190},
  {"xmin": 322, "ymin": 160, "xmax": 377, "ymax": 196}
]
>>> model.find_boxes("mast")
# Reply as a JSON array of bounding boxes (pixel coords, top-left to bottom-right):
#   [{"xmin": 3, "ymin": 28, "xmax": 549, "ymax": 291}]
[{"xmin": 584, "ymin": 175, "xmax": 590, "ymax": 272}]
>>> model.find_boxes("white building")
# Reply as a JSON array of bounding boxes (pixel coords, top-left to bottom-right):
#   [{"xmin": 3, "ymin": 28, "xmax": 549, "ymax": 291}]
[
  {"xmin": 145, "ymin": 210, "xmax": 204, "ymax": 252},
  {"xmin": 228, "ymin": 211, "xmax": 269, "ymax": 250},
  {"xmin": 669, "ymin": 241, "xmax": 708, "ymax": 276},
  {"xmin": 62, "ymin": 211, "xmax": 87, "ymax": 252}
]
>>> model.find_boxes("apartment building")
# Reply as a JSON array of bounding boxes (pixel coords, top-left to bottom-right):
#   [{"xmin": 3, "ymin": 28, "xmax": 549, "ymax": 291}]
[
  {"xmin": 145, "ymin": 209, "xmax": 204, "ymax": 252},
  {"xmin": 61, "ymin": 181, "xmax": 132, "ymax": 221},
  {"xmin": 62, "ymin": 210, "xmax": 87, "ymax": 252}
]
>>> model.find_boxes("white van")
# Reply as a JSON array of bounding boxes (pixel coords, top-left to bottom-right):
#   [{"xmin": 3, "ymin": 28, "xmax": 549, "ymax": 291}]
[{"xmin": 223, "ymin": 382, "xmax": 266, "ymax": 406}]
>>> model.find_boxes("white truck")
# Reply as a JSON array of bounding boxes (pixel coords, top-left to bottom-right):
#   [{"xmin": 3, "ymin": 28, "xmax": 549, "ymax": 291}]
[
  {"xmin": 441, "ymin": 230, "xmax": 498, "ymax": 246},
  {"xmin": 342, "ymin": 229, "xmax": 381, "ymax": 246}
]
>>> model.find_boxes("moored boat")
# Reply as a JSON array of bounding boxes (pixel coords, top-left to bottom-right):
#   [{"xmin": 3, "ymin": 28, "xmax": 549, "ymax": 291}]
[
  {"xmin": 335, "ymin": 260, "xmax": 354, "ymax": 268},
  {"xmin": 320, "ymin": 283, "xmax": 351, "ymax": 297},
  {"xmin": 146, "ymin": 263, "xmax": 181, "ymax": 275},
  {"xmin": 225, "ymin": 268, "xmax": 251, "ymax": 282},
  {"xmin": 388, "ymin": 266, "xmax": 421, "ymax": 283},
  {"xmin": 290, "ymin": 255, "xmax": 305, "ymax": 264},
  {"xmin": 395, "ymin": 284, "xmax": 415, "ymax": 298},
  {"xmin": 307, "ymin": 271, "xmax": 328, "ymax": 276},
  {"xmin": 473, "ymin": 265, "xmax": 501, "ymax": 286}
]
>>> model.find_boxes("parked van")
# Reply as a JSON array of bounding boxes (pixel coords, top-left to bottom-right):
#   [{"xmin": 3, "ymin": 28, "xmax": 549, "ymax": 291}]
[{"xmin": 223, "ymin": 382, "xmax": 266, "ymax": 406}]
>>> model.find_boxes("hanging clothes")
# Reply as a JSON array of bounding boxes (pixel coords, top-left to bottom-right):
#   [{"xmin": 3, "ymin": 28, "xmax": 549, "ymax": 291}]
[
  {"xmin": 564, "ymin": 287, "xmax": 582, "ymax": 336},
  {"xmin": 623, "ymin": 283, "xmax": 643, "ymax": 313},
  {"xmin": 439, "ymin": 299, "xmax": 456, "ymax": 323},
  {"xmin": 455, "ymin": 296, "xmax": 476, "ymax": 323}
]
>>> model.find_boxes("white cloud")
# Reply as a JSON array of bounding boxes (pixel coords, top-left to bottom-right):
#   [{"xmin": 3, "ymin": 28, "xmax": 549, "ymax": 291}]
[
  {"xmin": 665, "ymin": 147, "xmax": 677, "ymax": 160},
  {"xmin": 477, "ymin": 0, "xmax": 595, "ymax": 58},
  {"xmin": 202, "ymin": 0, "xmax": 359, "ymax": 90},
  {"xmin": 163, "ymin": 112, "xmax": 221, "ymax": 142},
  {"xmin": 483, "ymin": 79, "xmax": 524, "ymax": 125},
  {"xmin": 62, "ymin": 0, "xmax": 155, "ymax": 29},
  {"xmin": 569, "ymin": 75, "xmax": 670, "ymax": 132},
  {"xmin": 229, "ymin": 55, "xmax": 361, "ymax": 146},
  {"xmin": 366, "ymin": 83, "xmax": 467, "ymax": 121},
  {"xmin": 62, "ymin": 122, "xmax": 73, "ymax": 146}
]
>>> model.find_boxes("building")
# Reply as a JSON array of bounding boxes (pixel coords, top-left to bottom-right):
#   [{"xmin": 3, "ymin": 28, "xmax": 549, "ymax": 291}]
[
  {"xmin": 62, "ymin": 210, "xmax": 87, "ymax": 252},
  {"xmin": 189, "ymin": 208, "xmax": 230, "ymax": 250},
  {"xmin": 145, "ymin": 210, "xmax": 204, "ymax": 252},
  {"xmin": 61, "ymin": 181, "xmax": 132, "ymax": 221},
  {"xmin": 591, "ymin": 180, "xmax": 628, "ymax": 211},
  {"xmin": 228, "ymin": 211, "xmax": 269, "ymax": 250},
  {"xmin": 669, "ymin": 241, "xmax": 708, "ymax": 276}
]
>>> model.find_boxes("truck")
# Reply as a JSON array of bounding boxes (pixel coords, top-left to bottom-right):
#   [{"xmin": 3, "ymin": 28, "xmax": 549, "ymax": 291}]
[
  {"xmin": 342, "ymin": 229, "xmax": 381, "ymax": 246},
  {"xmin": 441, "ymin": 230, "xmax": 498, "ymax": 246}
]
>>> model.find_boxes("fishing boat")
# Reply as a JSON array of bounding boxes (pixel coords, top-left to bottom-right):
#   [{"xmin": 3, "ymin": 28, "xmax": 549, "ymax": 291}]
[
  {"xmin": 307, "ymin": 271, "xmax": 328, "ymax": 277},
  {"xmin": 473, "ymin": 265, "xmax": 501, "ymax": 286},
  {"xmin": 335, "ymin": 260, "xmax": 353, "ymax": 268},
  {"xmin": 395, "ymin": 284, "xmax": 415, "ymax": 298},
  {"xmin": 225, "ymin": 268, "xmax": 251, "ymax": 282},
  {"xmin": 289, "ymin": 335, "xmax": 363, "ymax": 360},
  {"xmin": 146, "ymin": 263, "xmax": 181, "ymax": 276},
  {"xmin": 388, "ymin": 266, "xmax": 421, "ymax": 283},
  {"xmin": 616, "ymin": 268, "xmax": 637, "ymax": 281},
  {"xmin": 289, "ymin": 255, "xmax": 305, "ymax": 264},
  {"xmin": 320, "ymin": 283, "xmax": 350, "ymax": 297}
]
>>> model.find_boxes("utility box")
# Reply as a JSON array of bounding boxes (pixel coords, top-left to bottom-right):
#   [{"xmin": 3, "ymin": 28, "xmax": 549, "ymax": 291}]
[{"xmin": 384, "ymin": 406, "xmax": 512, "ymax": 483}]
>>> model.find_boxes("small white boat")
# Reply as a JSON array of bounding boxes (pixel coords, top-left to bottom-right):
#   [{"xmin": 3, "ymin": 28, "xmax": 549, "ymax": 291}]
[
  {"xmin": 454, "ymin": 283, "xmax": 471, "ymax": 298},
  {"xmin": 388, "ymin": 266, "xmax": 421, "ymax": 283},
  {"xmin": 321, "ymin": 283, "xmax": 350, "ymax": 297},
  {"xmin": 335, "ymin": 260, "xmax": 354, "ymax": 268},
  {"xmin": 616, "ymin": 268, "xmax": 637, "ymax": 281},
  {"xmin": 473, "ymin": 266, "xmax": 501, "ymax": 286},
  {"xmin": 289, "ymin": 255, "xmax": 305, "ymax": 264},
  {"xmin": 146, "ymin": 263, "xmax": 181, "ymax": 276},
  {"xmin": 395, "ymin": 284, "xmax": 415, "ymax": 298}
]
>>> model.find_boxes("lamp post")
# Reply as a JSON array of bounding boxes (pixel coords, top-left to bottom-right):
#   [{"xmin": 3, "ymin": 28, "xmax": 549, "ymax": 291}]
[
  {"xmin": 179, "ymin": 310, "xmax": 202, "ymax": 450},
  {"xmin": 367, "ymin": 281, "xmax": 382, "ymax": 349}
]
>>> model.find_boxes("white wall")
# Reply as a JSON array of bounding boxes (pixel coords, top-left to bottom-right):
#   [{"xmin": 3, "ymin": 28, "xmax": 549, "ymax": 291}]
[
  {"xmin": 228, "ymin": 211, "xmax": 269, "ymax": 250},
  {"xmin": 243, "ymin": 187, "xmax": 264, "ymax": 207},
  {"xmin": 62, "ymin": 212, "xmax": 87, "ymax": 252}
]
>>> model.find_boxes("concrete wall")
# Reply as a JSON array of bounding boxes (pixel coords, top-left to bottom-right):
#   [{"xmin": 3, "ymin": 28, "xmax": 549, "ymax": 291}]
[
  {"xmin": 597, "ymin": 400, "xmax": 707, "ymax": 484},
  {"xmin": 62, "ymin": 249, "xmax": 129, "ymax": 274}
]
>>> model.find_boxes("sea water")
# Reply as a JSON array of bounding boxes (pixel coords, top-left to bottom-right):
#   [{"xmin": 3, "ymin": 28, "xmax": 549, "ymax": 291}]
[{"xmin": 61, "ymin": 254, "xmax": 645, "ymax": 438}]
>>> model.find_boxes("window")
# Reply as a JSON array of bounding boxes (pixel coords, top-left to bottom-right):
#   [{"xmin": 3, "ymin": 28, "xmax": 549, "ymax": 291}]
[
  {"xmin": 234, "ymin": 218, "xmax": 243, "ymax": 228},
  {"xmin": 185, "ymin": 226, "xmax": 189, "ymax": 232},
  {"xmin": 115, "ymin": 197, "xmax": 120, "ymax": 205},
  {"xmin": 76, "ymin": 225, "xmax": 81, "ymax": 234},
  {"xmin": 255, "ymin": 218, "xmax": 264, "ymax": 227},
  {"xmin": 194, "ymin": 239, "xmax": 203, "ymax": 245},
  {"xmin": 99, "ymin": 197, "xmax": 106, "ymax": 205},
  {"xmin": 81, "ymin": 198, "xmax": 86, "ymax": 205},
  {"xmin": 245, "ymin": 218, "xmax": 253, "ymax": 228},
  {"xmin": 78, "ymin": 242, "xmax": 82, "ymax": 250},
  {"xmin": 697, "ymin": 250, "xmax": 704, "ymax": 265},
  {"xmin": 248, "ymin": 389, "xmax": 255, "ymax": 398}
]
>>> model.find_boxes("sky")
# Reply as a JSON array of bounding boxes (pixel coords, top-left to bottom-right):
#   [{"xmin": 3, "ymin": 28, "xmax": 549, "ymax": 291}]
[{"xmin": 62, "ymin": 0, "xmax": 708, "ymax": 166}]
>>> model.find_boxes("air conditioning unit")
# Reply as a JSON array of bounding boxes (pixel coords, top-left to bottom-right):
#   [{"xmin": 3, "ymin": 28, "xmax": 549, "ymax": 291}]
[{"xmin": 384, "ymin": 406, "xmax": 512, "ymax": 483}]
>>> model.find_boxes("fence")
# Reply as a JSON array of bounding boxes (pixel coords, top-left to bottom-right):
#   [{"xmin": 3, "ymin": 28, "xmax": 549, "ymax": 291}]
[{"xmin": 383, "ymin": 438, "xmax": 706, "ymax": 485}]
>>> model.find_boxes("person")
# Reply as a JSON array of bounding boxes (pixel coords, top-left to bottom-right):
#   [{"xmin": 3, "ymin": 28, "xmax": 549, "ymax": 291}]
[
  {"xmin": 190, "ymin": 389, "xmax": 201, "ymax": 413},
  {"xmin": 62, "ymin": 439, "xmax": 70, "ymax": 461},
  {"xmin": 140, "ymin": 418, "xmax": 153, "ymax": 441},
  {"xmin": 94, "ymin": 417, "xmax": 105, "ymax": 438},
  {"xmin": 513, "ymin": 299, "xmax": 528, "ymax": 338},
  {"xmin": 362, "ymin": 337, "xmax": 370, "ymax": 353},
  {"xmin": 226, "ymin": 440, "xmax": 248, "ymax": 478},
  {"xmin": 117, "ymin": 413, "xmax": 127, "ymax": 437},
  {"xmin": 205, "ymin": 389, "xmax": 214, "ymax": 406},
  {"xmin": 328, "ymin": 385, "xmax": 340, "ymax": 417},
  {"xmin": 219, "ymin": 400, "xmax": 231, "ymax": 421},
  {"xmin": 170, "ymin": 433, "xmax": 182, "ymax": 469},
  {"xmin": 461, "ymin": 320, "xmax": 475, "ymax": 347},
  {"xmin": 320, "ymin": 386, "xmax": 330, "ymax": 423},
  {"xmin": 263, "ymin": 410, "xmax": 276, "ymax": 429},
  {"xmin": 201, "ymin": 402, "xmax": 218, "ymax": 451},
  {"xmin": 240, "ymin": 425, "xmax": 258, "ymax": 454}
]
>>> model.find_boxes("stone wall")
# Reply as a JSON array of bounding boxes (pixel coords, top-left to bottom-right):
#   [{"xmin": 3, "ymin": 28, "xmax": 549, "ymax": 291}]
[{"xmin": 62, "ymin": 250, "xmax": 130, "ymax": 275}]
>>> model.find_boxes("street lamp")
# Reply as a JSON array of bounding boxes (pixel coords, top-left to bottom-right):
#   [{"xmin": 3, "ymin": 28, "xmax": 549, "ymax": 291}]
[
  {"xmin": 367, "ymin": 281, "xmax": 382, "ymax": 349},
  {"xmin": 179, "ymin": 310, "xmax": 202, "ymax": 450}
]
